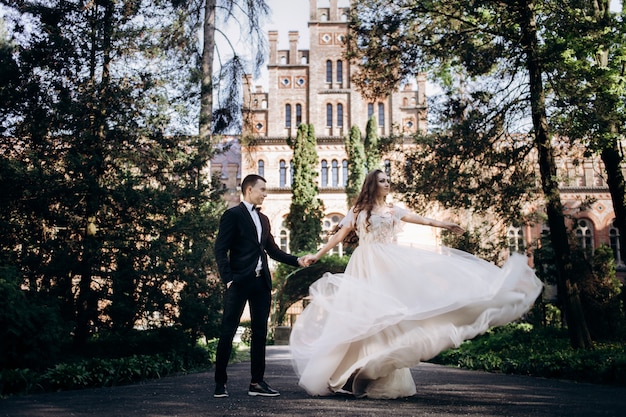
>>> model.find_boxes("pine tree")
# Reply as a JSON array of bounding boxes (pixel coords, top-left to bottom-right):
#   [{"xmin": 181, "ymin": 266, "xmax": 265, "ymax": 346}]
[
  {"xmin": 364, "ymin": 116, "xmax": 381, "ymax": 171},
  {"xmin": 345, "ymin": 125, "xmax": 366, "ymax": 206},
  {"xmin": 286, "ymin": 124, "xmax": 324, "ymax": 253}
]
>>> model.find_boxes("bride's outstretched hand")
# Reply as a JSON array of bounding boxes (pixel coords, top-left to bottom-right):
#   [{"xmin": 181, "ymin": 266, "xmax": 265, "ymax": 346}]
[{"xmin": 447, "ymin": 223, "xmax": 465, "ymax": 235}]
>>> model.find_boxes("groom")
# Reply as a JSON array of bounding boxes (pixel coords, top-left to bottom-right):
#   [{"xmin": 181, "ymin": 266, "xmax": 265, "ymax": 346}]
[{"xmin": 213, "ymin": 174, "xmax": 308, "ymax": 398}]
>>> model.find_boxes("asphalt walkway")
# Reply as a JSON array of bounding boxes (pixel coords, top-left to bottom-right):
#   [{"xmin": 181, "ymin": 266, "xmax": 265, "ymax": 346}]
[{"xmin": 1, "ymin": 346, "xmax": 625, "ymax": 417}]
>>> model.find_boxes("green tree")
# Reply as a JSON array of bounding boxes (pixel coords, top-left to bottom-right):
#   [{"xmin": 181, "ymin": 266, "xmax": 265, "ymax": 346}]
[
  {"xmin": 169, "ymin": 0, "xmax": 270, "ymax": 137},
  {"xmin": 0, "ymin": 1, "xmax": 224, "ymax": 349},
  {"xmin": 541, "ymin": 0, "xmax": 626, "ymax": 266},
  {"xmin": 345, "ymin": 125, "xmax": 367, "ymax": 206},
  {"xmin": 364, "ymin": 115, "xmax": 381, "ymax": 171},
  {"xmin": 286, "ymin": 124, "xmax": 324, "ymax": 253},
  {"xmin": 347, "ymin": 0, "xmax": 592, "ymax": 348}
]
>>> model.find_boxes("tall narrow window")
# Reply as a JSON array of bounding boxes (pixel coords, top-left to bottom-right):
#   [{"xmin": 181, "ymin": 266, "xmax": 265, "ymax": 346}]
[
  {"xmin": 332, "ymin": 160, "xmax": 339, "ymax": 187},
  {"xmin": 378, "ymin": 102, "xmax": 385, "ymax": 127},
  {"xmin": 257, "ymin": 160, "xmax": 265, "ymax": 177},
  {"xmin": 336, "ymin": 60, "xmax": 343, "ymax": 83},
  {"xmin": 367, "ymin": 103, "xmax": 374, "ymax": 118},
  {"xmin": 342, "ymin": 160, "xmax": 348, "ymax": 186},
  {"xmin": 610, "ymin": 219, "xmax": 622, "ymax": 265},
  {"xmin": 326, "ymin": 60, "xmax": 332, "ymax": 83},
  {"xmin": 285, "ymin": 104, "xmax": 291, "ymax": 128},
  {"xmin": 279, "ymin": 160, "xmax": 286, "ymax": 187},
  {"xmin": 321, "ymin": 160, "xmax": 328, "ymax": 187},
  {"xmin": 326, "ymin": 104, "xmax": 333, "ymax": 127},
  {"xmin": 337, "ymin": 103, "xmax": 343, "ymax": 127},
  {"xmin": 279, "ymin": 230, "xmax": 288, "ymax": 252},
  {"xmin": 290, "ymin": 160, "xmax": 294, "ymax": 186},
  {"xmin": 296, "ymin": 104, "xmax": 302, "ymax": 126}
]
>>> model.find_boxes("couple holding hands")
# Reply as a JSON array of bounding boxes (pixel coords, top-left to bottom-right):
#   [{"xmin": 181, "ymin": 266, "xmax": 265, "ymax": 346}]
[{"xmin": 213, "ymin": 171, "xmax": 542, "ymax": 399}]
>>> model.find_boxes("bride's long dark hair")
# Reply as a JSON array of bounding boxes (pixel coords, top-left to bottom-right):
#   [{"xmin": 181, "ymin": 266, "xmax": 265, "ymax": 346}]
[
  {"xmin": 331, "ymin": 169, "xmax": 387, "ymax": 245},
  {"xmin": 353, "ymin": 169, "xmax": 386, "ymax": 233}
]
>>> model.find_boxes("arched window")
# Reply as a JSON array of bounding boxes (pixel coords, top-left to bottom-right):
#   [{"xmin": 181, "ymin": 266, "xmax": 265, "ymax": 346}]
[
  {"xmin": 342, "ymin": 160, "xmax": 348, "ymax": 186},
  {"xmin": 290, "ymin": 160, "xmax": 294, "ymax": 186},
  {"xmin": 384, "ymin": 159, "xmax": 391, "ymax": 176},
  {"xmin": 367, "ymin": 103, "xmax": 374, "ymax": 118},
  {"xmin": 378, "ymin": 103, "xmax": 385, "ymax": 127},
  {"xmin": 332, "ymin": 159, "xmax": 339, "ymax": 187},
  {"xmin": 296, "ymin": 104, "xmax": 302, "ymax": 126},
  {"xmin": 507, "ymin": 225, "xmax": 525, "ymax": 254},
  {"xmin": 257, "ymin": 160, "xmax": 264, "ymax": 177},
  {"xmin": 336, "ymin": 60, "xmax": 343, "ymax": 83},
  {"xmin": 322, "ymin": 214, "xmax": 344, "ymax": 256},
  {"xmin": 279, "ymin": 229, "xmax": 288, "ymax": 252},
  {"xmin": 326, "ymin": 60, "xmax": 332, "ymax": 83},
  {"xmin": 326, "ymin": 103, "xmax": 333, "ymax": 127},
  {"xmin": 610, "ymin": 219, "xmax": 622, "ymax": 265},
  {"xmin": 280, "ymin": 220, "xmax": 290, "ymax": 252},
  {"xmin": 576, "ymin": 219, "xmax": 594, "ymax": 254},
  {"xmin": 337, "ymin": 103, "xmax": 343, "ymax": 127},
  {"xmin": 279, "ymin": 160, "xmax": 287, "ymax": 187},
  {"xmin": 285, "ymin": 104, "xmax": 291, "ymax": 128},
  {"xmin": 321, "ymin": 160, "xmax": 328, "ymax": 187}
]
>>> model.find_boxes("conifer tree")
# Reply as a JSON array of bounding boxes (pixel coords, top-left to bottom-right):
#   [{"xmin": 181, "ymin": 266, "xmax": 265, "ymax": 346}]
[
  {"xmin": 345, "ymin": 125, "xmax": 366, "ymax": 206},
  {"xmin": 364, "ymin": 115, "xmax": 381, "ymax": 171},
  {"xmin": 286, "ymin": 124, "xmax": 324, "ymax": 253}
]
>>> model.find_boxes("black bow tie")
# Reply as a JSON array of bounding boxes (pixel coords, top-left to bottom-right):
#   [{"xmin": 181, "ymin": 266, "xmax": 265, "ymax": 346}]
[{"xmin": 251, "ymin": 206, "xmax": 260, "ymax": 212}]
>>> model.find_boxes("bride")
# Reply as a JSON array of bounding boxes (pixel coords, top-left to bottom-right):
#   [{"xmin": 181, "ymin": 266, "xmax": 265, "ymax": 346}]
[{"xmin": 290, "ymin": 169, "xmax": 543, "ymax": 399}]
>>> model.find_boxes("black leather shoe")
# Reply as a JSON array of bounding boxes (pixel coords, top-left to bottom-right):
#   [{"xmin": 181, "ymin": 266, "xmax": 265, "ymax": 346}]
[
  {"xmin": 248, "ymin": 381, "xmax": 280, "ymax": 397},
  {"xmin": 214, "ymin": 383, "xmax": 229, "ymax": 398}
]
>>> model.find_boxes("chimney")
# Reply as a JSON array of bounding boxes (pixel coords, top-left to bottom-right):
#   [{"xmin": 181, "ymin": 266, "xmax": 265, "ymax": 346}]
[
  {"xmin": 330, "ymin": 0, "xmax": 338, "ymax": 21},
  {"xmin": 310, "ymin": 0, "xmax": 318, "ymax": 21},
  {"xmin": 268, "ymin": 31, "xmax": 278, "ymax": 65},
  {"xmin": 288, "ymin": 31, "xmax": 299, "ymax": 65}
]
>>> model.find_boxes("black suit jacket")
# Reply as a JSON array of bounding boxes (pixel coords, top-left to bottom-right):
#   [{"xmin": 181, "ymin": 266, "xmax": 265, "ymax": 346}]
[{"xmin": 214, "ymin": 202, "xmax": 299, "ymax": 289}]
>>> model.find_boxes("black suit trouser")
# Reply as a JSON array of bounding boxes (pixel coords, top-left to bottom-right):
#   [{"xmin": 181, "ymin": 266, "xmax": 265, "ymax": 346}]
[{"xmin": 214, "ymin": 272, "xmax": 271, "ymax": 385}]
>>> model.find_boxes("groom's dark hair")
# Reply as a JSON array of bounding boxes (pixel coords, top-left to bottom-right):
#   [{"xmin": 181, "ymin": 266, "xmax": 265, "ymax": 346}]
[{"xmin": 241, "ymin": 174, "xmax": 266, "ymax": 195}]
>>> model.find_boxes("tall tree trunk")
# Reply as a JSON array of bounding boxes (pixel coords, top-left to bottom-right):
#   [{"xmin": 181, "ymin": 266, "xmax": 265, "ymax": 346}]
[
  {"xmin": 200, "ymin": 0, "xmax": 216, "ymax": 145},
  {"xmin": 75, "ymin": 0, "xmax": 113, "ymax": 346},
  {"xmin": 601, "ymin": 139, "xmax": 626, "ymax": 265},
  {"xmin": 517, "ymin": 0, "xmax": 592, "ymax": 349}
]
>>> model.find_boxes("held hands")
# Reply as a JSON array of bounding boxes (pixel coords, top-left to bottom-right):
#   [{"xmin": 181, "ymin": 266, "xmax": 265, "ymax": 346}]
[{"xmin": 298, "ymin": 254, "xmax": 318, "ymax": 267}]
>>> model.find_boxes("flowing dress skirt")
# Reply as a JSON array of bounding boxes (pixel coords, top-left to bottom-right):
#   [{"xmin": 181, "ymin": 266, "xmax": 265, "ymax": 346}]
[{"xmin": 289, "ymin": 243, "xmax": 543, "ymax": 399}]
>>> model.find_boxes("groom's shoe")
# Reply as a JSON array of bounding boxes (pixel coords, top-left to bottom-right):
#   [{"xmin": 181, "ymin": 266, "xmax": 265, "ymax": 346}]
[
  {"xmin": 248, "ymin": 381, "xmax": 280, "ymax": 397},
  {"xmin": 213, "ymin": 383, "xmax": 229, "ymax": 398}
]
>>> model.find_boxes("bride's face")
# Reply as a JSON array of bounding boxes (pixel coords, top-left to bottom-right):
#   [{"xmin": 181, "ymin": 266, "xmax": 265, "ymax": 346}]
[{"xmin": 376, "ymin": 172, "xmax": 390, "ymax": 198}]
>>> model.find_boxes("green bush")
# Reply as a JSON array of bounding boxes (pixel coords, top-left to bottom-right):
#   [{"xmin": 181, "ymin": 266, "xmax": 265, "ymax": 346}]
[
  {"xmin": 432, "ymin": 323, "xmax": 626, "ymax": 386},
  {"xmin": 0, "ymin": 335, "xmax": 214, "ymax": 397},
  {"xmin": 0, "ymin": 265, "xmax": 69, "ymax": 370}
]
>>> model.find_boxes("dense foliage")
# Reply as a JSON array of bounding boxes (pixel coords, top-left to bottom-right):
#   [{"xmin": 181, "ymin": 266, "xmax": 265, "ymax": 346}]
[
  {"xmin": 432, "ymin": 323, "xmax": 626, "ymax": 386},
  {"xmin": 344, "ymin": 125, "xmax": 367, "ymax": 206},
  {"xmin": 0, "ymin": 0, "xmax": 226, "ymax": 371},
  {"xmin": 286, "ymin": 124, "xmax": 324, "ymax": 253}
]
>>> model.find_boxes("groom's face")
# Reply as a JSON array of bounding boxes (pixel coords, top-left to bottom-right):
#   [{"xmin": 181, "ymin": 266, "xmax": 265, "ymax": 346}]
[{"xmin": 246, "ymin": 179, "xmax": 267, "ymax": 207}]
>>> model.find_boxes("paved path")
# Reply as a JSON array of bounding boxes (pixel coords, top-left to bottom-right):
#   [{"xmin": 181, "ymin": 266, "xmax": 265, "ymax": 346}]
[{"xmin": 1, "ymin": 346, "xmax": 625, "ymax": 417}]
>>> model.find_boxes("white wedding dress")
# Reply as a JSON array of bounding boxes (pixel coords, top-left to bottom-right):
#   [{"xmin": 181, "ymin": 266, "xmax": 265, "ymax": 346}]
[{"xmin": 289, "ymin": 205, "xmax": 543, "ymax": 399}]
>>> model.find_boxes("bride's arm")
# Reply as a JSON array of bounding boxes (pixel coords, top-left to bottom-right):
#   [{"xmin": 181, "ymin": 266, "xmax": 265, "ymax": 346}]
[
  {"xmin": 400, "ymin": 212, "xmax": 465, "ymax": 235},
  {"xmin": 311, "ymin": 224, "xmax": 353, "ymax": 262}
]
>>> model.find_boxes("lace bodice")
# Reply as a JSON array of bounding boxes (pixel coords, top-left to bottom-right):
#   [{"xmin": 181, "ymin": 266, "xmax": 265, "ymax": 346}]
[{"xmin": 341, "ymin": 205, "xmax": 408, "ymax": 245}]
